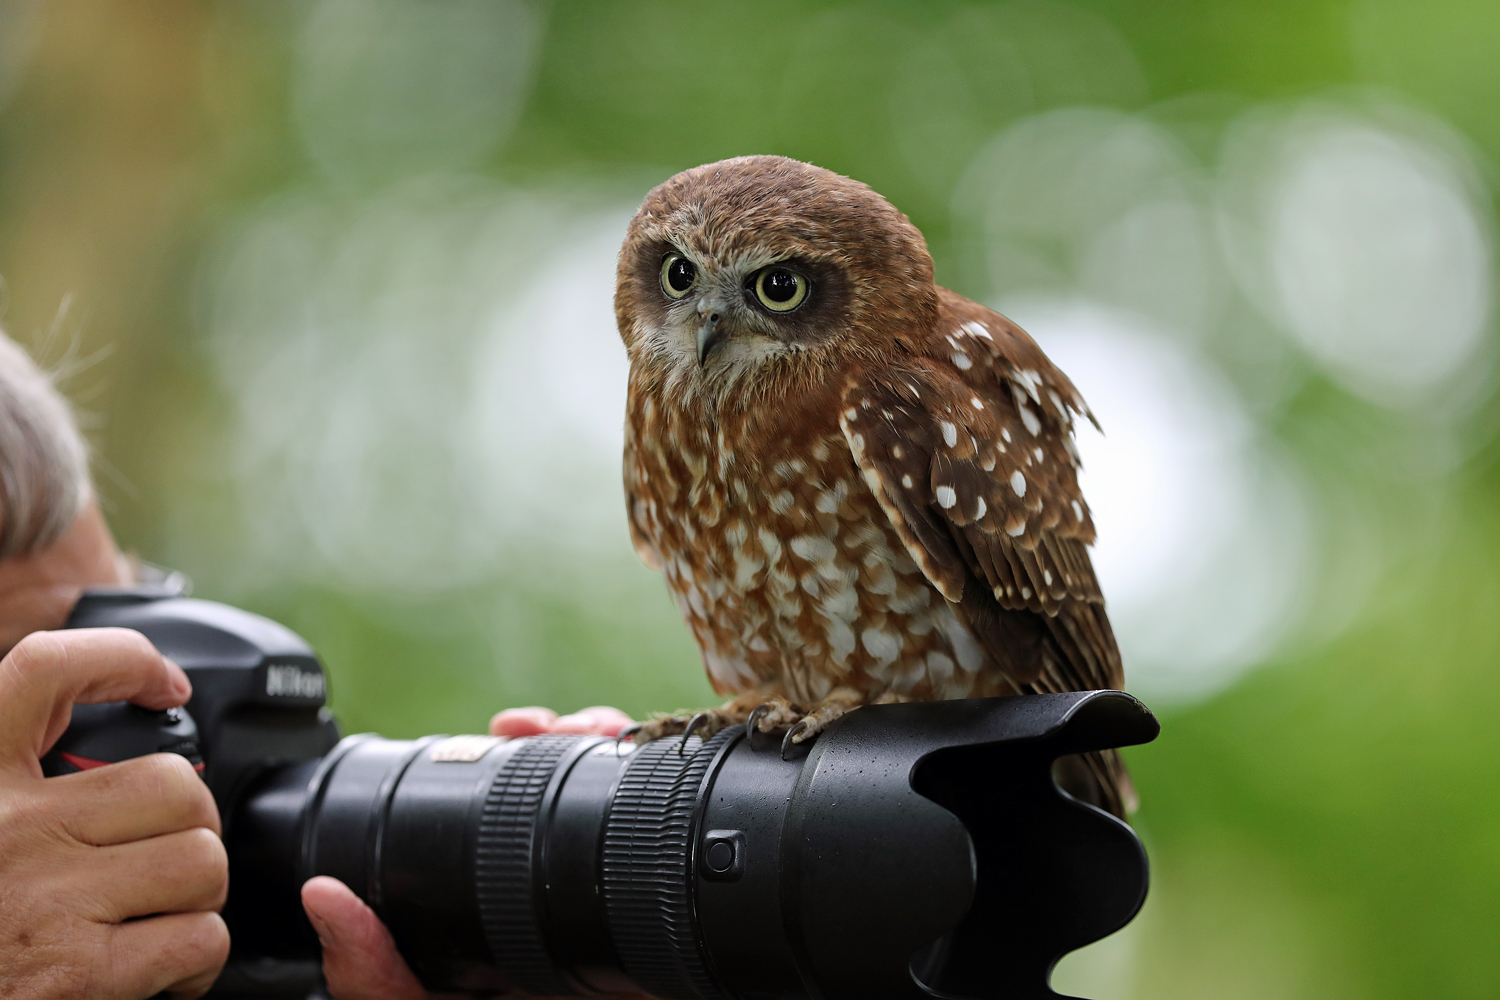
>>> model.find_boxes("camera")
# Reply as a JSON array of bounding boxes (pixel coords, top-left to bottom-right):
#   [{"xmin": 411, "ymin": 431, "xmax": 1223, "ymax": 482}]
[{"xmin": 44, "ymin": 587, "xmax": 1158, "ymax": 1000}]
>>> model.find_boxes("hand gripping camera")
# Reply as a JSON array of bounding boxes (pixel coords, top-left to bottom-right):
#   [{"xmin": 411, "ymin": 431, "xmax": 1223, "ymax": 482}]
[{"xmin": 44, "ymin": 588, "xmax": 1158, "ymax": 1000}]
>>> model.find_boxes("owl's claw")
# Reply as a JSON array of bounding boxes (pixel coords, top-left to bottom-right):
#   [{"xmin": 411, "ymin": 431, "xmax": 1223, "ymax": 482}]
[
  {"xmin": 744, "ymin": 704, "xmax": 770, "ymax": 748},
  {"xmin": 781, "ymin": 719, "xmax": 816, "ymax": 760},
  {"xmin": 678, "ymin": 712, "xmax": 711, "ymax": 755},
  {"xmin": 616, "ymin": 722, "xmax": 643, "ymax": 749}
]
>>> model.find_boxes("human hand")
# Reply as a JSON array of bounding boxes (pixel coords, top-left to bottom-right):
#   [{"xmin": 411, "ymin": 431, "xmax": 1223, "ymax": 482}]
[
  {"xmin": 304, "ymin": 705, "xmax": 638, "ymax": 999},
  {"xmin": 488, "ymin": 704, "xmax": 635, "ymax": 738},
  {"xmin": 0, "ymin": 628, "xmax": 229, "ymax": 999}
]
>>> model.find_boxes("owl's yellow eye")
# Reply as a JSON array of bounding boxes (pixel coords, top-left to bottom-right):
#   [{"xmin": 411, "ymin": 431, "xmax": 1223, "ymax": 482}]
[
  {"xmin": 660, "ymin": 254, "xmax": 697, "ymax": 299},
  {"xmin": 753, "ymin": 267, "xmax": 808, "ymax": 312}
]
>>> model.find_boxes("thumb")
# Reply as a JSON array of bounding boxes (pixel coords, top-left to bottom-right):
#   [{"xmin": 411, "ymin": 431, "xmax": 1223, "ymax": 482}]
[{"xmin": 301, "ymin": 876, "xmax": 430, "ymax": 1000}]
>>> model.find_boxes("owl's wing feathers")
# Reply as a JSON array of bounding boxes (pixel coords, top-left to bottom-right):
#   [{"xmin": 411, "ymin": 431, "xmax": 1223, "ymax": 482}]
[{"xmin": 839, "ymin": 290, "xmax": 1122, "ymax": 692}]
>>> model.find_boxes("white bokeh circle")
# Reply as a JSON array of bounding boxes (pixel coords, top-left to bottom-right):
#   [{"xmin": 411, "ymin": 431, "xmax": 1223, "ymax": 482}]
[
  {"xmin": 1219, "ymin": 103, "xmax": 1493, "ymax": 408},
  {"xmin": 1003, "ymin": 300, "xmax": 1312, "ymax": 703}
]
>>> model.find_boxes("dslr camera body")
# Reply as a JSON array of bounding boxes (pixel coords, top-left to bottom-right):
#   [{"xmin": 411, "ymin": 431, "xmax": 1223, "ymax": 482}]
[{"xmin": 45, "ymin": 588, "xmax": 1157, "ymax": 1000}]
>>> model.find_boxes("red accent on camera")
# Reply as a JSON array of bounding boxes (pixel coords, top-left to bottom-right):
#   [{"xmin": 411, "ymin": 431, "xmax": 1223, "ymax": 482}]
[
  {"xmin": 59, "ymin": 751, "xmax": 110, "ymax": 771},
  {"xmin": 59, "ymin": 751, "xmax": 205, "ymax": 773}
]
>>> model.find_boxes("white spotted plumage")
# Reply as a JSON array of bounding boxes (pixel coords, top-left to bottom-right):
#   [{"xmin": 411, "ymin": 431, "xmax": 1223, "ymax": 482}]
[{"xmin": 616, "ymin": 155, "xmax": 1131, "ymax": 818}]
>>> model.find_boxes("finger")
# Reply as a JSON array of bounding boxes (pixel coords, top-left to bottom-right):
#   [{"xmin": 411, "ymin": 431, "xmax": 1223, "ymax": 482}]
[
  {"xmin": 303, "ymin": 876, "xmax": 430, "ymax": 1000},
  {"xmin": 45, "ymin": 751, "xmax": 221, "ymax": 844},
  {"xmin": 75, "ymin": 826, "xmax": 227, "ymax": 923},
  {"xmin": 551, "ymin": 706, "xmax": 635, "ymax": 736},
  {"xmin": 0, "ymin": 628, "xmax": 190, "ymax": 771},
  {"xmin": 489, "ymin": 706, "xmax": 558, "ymax": 737},
  {"xmin": 108, "ymin": 910, "xmax": 229, "ymax": 1000}
]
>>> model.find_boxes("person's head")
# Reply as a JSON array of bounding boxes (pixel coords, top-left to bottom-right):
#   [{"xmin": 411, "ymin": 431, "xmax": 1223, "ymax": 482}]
[
  {"xmin": 0, "ymin": 331, "xmax": 91, "ymax": 559},
  {"xmin": 0, "ymin": 328, "xmax": 124, "ymax": 651}
]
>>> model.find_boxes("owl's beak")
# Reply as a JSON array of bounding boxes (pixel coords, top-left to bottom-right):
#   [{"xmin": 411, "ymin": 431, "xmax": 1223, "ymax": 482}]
[{"xmin": 696, "ymin": 313, "xmax": 726, "ymax": 365}]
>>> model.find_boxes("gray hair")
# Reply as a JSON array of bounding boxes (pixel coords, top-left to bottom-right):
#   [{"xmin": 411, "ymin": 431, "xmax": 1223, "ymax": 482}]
[{"xmin": 0, "ymin": 330, "xmax": 90, "ymax": 558}]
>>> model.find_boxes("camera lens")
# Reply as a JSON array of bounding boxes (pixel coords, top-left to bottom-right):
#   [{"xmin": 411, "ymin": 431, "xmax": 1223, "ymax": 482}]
[
  {"xmin": 225, "ymin": 692, "xmax": 1153, "ymax": 1000},
  {"xmin": 63, "ymin": 591, "xmax": 1157, "ymax": 1000}
]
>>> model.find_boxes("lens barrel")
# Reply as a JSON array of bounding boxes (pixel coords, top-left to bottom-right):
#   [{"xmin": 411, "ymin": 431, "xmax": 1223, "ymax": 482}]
[
  {"xmin": 228, "ymin": 691, "xmax": 1156, "ymax": 1000},
  {"xmin": 233, "ymin": 727, "xmax": 753, "ymax": 995}
]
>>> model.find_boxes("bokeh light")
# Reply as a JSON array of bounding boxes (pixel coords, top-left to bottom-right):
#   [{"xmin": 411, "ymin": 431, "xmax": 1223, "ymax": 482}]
[
  {"xmin": 1222, "ymin": 101, "xmax": 1493, "ymax": 409},
  {"xmin": 1008, "ymin": 301, "xmax": 1312, "ymax": 704}
]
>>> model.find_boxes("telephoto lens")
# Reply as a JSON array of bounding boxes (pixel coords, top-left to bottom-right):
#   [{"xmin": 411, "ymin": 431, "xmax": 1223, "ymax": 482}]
[{"xmin": 57, "ymin": 590, "xmax": 1157, "ymax": 1000}]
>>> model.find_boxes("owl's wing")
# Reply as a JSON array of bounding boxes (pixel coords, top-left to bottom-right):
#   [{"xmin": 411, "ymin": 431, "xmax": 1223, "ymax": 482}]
[{"xmin": 838, "ymin": 290, "xmax": 1121, "ymax": 692}]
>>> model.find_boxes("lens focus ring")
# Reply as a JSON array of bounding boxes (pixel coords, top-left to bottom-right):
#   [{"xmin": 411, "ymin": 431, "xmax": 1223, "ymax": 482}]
[
  {"xmin": 602, "ymin": 728, "xmax": 737, "ymax": 1000},
  {"xmin": 475, "ymin": 734, "xmax": 582, "ymax": 996}
]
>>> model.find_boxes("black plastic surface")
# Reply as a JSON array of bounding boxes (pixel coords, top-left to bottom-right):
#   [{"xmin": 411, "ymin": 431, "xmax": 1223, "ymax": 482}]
[{"xmin": 40, "ymin": 702, "xmax": 202, "ymax": 776}]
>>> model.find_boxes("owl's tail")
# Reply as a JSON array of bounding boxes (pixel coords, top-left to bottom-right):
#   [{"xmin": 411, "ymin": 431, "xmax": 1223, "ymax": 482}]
[{"xmin": 1053, "ymin": 747, "xmax": 1137, "ymax": 820}]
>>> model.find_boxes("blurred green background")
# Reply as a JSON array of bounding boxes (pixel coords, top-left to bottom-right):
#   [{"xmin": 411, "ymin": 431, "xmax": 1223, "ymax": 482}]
[{"xmin": 3, "ymin": 1, "xmax": 1500, "ymax": 996}]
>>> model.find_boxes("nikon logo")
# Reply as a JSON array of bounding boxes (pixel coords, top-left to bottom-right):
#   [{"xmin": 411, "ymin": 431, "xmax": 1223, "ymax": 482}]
[{"xmin": 265, "ymin": 664, "xmax": 325, "ymax": 699}]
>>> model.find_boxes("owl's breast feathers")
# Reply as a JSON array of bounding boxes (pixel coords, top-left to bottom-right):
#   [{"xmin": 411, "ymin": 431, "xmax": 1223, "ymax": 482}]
[{"xmin": 623, "ymin": 287, "xmax": 1122, "ymax": 705}]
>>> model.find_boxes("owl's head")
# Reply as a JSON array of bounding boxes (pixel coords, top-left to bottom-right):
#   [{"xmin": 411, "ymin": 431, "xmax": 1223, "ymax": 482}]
[{"xmin": 616, "ymin": 156, "xmax": 937, "ymax": 394}]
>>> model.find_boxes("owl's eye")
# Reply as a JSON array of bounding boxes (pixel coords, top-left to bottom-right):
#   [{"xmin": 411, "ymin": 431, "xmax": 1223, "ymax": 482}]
[
  {"xmin": 660, "ymin": 254, "xmax": 697, "ymax": 299},
  {"xmin": 753, "ymin": 267, "xmax": 808, "ymax": 313}
]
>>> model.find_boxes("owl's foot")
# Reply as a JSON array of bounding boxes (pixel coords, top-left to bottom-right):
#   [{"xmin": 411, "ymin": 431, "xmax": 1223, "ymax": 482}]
[
  {"xmin": 630, "ymin": 708, "xmax": 745, "ymax": 745},
  {"xmin": 771, "ymin": 690, "xmax": 909, "ymax": 754},
  {"xmin": 627, "ymin": 687, "xmax": 876, "ymax": 757},
  {"xmin": 745, "ymin": 697, "xmax": 803, "ymax": 737},
  {"xmin": 769, "ymin": 688, "xmax": 869, "ymax": 757},
  {"xmin": 629, "ymin": 686, "xmax": 800, "ymax": 746},
  {"xmin": 774, "ymin": 692, "xmax": 900, "ymax": 755}
]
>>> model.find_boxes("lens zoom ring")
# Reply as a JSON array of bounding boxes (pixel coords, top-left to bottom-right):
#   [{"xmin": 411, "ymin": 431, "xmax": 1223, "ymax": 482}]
[
  {"xmin": 602, "ymin": 729, "xmax": 735, "ymax": 1000},
  {"xmin": 475, "ymin": 734, "xmax": 581, "ymax": 997}
]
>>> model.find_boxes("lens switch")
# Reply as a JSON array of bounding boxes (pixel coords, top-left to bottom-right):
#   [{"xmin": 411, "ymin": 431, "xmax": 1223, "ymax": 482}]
[{"xmin": 700, "ymin": 830, "xmax": 744, "ymax": 881}]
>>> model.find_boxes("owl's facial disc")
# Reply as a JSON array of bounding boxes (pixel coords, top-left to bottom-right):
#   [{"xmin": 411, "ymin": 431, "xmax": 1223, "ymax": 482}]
[
  {"xmin": 703, "ymin": 277, "xmax": 805, "ymax": 368},
  {"xmin": 625, "ymin": 228, "xmax": 853, "ymax": 385},
  {"xmin": 655, "ymin": 249, "xmax": 819, "ymax": 367}
]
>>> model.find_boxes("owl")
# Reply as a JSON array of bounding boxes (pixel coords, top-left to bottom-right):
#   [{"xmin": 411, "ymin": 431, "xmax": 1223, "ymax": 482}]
[{"xmin": 616, "ymin": 156, "xmax": 1132, "ymax": 817}]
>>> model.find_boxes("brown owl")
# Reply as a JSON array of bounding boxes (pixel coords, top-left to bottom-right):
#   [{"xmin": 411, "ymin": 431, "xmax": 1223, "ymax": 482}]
[{"xmin": 616, "ymin": 156, "xmax": 1132, "ymax": 817}]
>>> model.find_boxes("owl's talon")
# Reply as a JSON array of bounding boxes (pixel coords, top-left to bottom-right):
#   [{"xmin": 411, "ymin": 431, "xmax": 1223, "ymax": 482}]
[
  {"xmin": 744, "ymin": 704, "xmax": 770, "ymax": 748},
  {"xmin": 780, "ymin": 719, "xmax": 816, "ymax": 760},
  {"xmin": 678, "ymin": 712, "xmax": 711, "ymax": 755},
  {"xmin": 616, "ymin": 723, "xmax": 642, "ymax": 749}
]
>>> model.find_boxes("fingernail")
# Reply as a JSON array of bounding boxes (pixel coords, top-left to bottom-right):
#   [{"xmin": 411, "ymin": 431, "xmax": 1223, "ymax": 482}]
[{"xmin": 163, "ymin": 658, "xmax": 191, "ymax": 698}]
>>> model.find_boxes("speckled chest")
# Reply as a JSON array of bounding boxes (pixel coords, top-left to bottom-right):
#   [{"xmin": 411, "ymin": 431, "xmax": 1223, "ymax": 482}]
[{"xmin": 624, "ymin": 383, "xmax": 988, "ymax": 705}]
